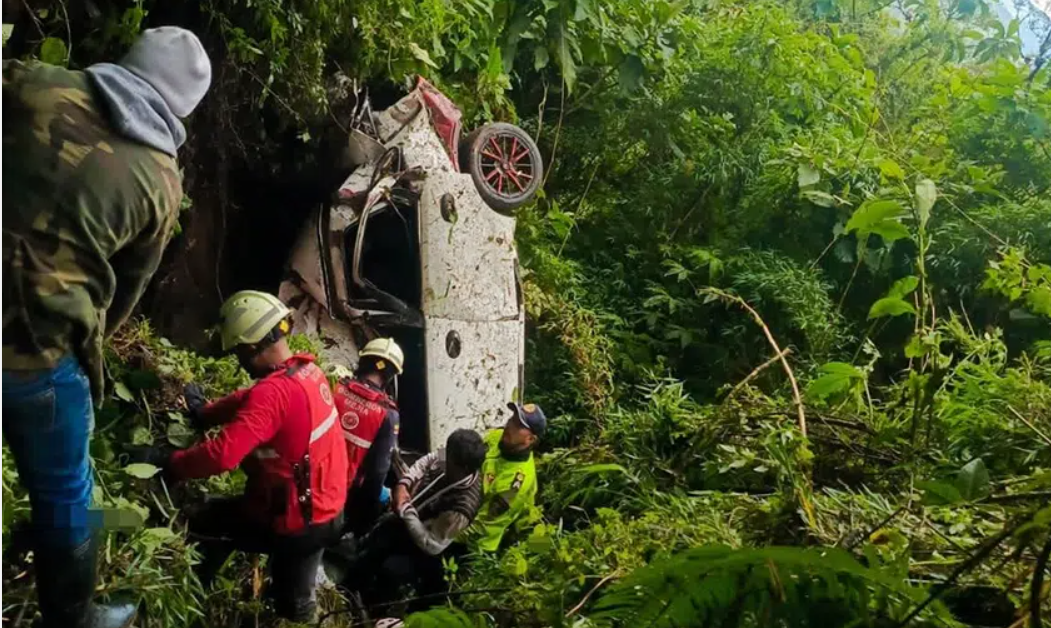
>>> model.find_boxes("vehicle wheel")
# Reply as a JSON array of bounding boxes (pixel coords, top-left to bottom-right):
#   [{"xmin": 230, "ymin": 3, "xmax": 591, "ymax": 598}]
[{"xmin": 459, "ymin": 122, "xmax": 543, "ymax": 214}]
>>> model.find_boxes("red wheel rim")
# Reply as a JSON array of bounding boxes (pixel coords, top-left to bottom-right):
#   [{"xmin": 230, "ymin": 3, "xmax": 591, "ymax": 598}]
[{"xmin": 479, "ymin": 132, "xmax": 535, "ymax": 197}]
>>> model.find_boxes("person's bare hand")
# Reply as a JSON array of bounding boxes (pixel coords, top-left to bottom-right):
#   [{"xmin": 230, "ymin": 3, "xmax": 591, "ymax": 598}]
[{"xmin": 392, "ymin": 485, "xmax": 410, "ymax": 511}]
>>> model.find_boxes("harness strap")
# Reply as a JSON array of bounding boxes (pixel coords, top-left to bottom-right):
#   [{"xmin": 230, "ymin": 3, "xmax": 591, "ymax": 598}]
[{"xmin": 292, "ymin": 454, "xmax": 313, "ymax": 526}]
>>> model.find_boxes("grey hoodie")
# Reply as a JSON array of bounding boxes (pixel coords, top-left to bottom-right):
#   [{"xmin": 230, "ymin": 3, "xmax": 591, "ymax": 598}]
[{"xmin": 85, "ymin": 62, "xmax": 186, "ymax": 157}]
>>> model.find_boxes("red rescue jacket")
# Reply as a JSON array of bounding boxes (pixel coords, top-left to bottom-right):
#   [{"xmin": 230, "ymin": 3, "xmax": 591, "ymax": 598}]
[
  {"xmin": 171, "ymin": 355, "xmax": 348, "ymax": 535},
  {"xmin": 247, "ymin": 359, "xmax": 347, "ymax": 534},
  {"xmin": 334, "ymin": 379, "xmax": 396, "ymax": 488}
]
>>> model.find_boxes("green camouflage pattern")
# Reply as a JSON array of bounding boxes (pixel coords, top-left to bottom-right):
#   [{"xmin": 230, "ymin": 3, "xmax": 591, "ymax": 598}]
[{"xmin": 3, "ymin": 60, "xmax": 183, "ymax": 404}]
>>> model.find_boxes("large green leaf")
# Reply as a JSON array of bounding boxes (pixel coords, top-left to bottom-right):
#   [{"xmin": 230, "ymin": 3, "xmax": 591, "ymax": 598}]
[
  {"xmin": 806, "ymin": 362, "xmax": 863, "ymax": 400},
  {"xmin": 887, "ymin": 276, "xmax": 920, "ymax": 299},
  {"xmin": 618, "ymin": 55, "xmax": 645, "ymax": 94},
  {"xmin": 404, "ymin": 609, "xmax": 485, "ymax": 627},
  {"xmin": 574, "ymin": 0, "xmax": 595, "ymax": 22},
  {"xmin": 124, "ymin": 463, "xmax": 161, "ymax": 479},
  {"xmin": 114, "ymin": 381, "xmax": 136, "ymax": 403},
  {"xmin": 40, "ymin": 37, "xmax": 68, "ymax": 66},
  {"xmin": 555, "ymin": 23, "xmax": 578, "ymax": 93},
  {"xmin": 408, "ymin": 42, "xmax": 439, "ymax": 68},
  {"xmin": 956, "ymin": 459, "xmax": 991, "ymax": 501},
  {"xmin": 914, "ymin": 179, "xmax": 937, "ymax": 228},
  {"xmin": 802, "ymin": 190, "xmax": 836, "ymax": 207},
  {"xmin": 918, "ymin": 480, "xmax": 963, "ymax": 506},
  {"xmin": 797, "ymin": 164, "xmax": 820, "ymax": 188},
  {"xmin": 869, "ymin": 220, "xmax": 911, "ymax": 243},
  {"xmin": 167, "ymin": 423, "xmax": 196, "ymax": 449},
  {"xmin": 131, "ymin": 426, "xmax": 154, "ymax": 446},
  {"xmin": 840, "ymin": 200, "xmax": 908, "ymax": 242},
  {"xmin": 1027, "ymin": 285, "xmax": 1051, "ymax": 316},
  {"xmin": 868, "ymin": 297, "xmax": 916, "ymax": 319},
  {"xmin": 534, "ymin": 45, "xmax": 550, "ymax": 70},
  {"xmin": 878, "ymin": 158, "xmax": 905, "ymax": 180},
  {"xmin": 819, "ymin": 362, "xmax": 864, "ymax": 376}
]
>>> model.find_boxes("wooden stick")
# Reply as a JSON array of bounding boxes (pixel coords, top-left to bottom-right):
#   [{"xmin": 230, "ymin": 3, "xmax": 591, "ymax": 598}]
[
  {"xmin": 1008, "ymin": 405, "xmax": 1051, "ymax": 448},
  {"xmin": 705, "ymin": 288, "xmax": 807, "ymax": 436},
  {"xmin": 724, "ymin": 348, "xmax": 791, "ymax": 401},
  {"xmin": 565, "ymin": 571, "xmax": 621, "ymax": 618}
]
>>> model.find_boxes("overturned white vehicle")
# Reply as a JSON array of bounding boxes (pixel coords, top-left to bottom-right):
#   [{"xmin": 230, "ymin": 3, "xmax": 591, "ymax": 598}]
[{"xmin": 278, "ymin": 78, "xmax": 542, "ymax": 453}]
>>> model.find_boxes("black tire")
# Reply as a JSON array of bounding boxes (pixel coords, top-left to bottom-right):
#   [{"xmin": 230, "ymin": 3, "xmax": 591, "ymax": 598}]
[{"xmin": 459, "ymin": 122, "xmax": 543, "ymax": 214}]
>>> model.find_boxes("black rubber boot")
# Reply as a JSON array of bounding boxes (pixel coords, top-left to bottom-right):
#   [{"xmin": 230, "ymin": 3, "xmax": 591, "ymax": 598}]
[{"xmin": 34, "ymin": 536, "xmax": 137, "ymax": 628}]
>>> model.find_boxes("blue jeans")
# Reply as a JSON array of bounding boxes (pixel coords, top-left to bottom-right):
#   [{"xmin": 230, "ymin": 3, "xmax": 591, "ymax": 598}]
[{"xmin": 3, "ymin": 355, "xmax": 95, "ymax": 548}]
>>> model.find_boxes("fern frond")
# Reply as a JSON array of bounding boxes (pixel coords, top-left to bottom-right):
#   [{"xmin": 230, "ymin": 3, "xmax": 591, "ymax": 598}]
[
  {"xmin": 403, "ymin": 608, "xmax": 486, "ymax": 628},
  {"xmin": 591, "ymin": 545, "xmax": 955, "ymax": 628}
]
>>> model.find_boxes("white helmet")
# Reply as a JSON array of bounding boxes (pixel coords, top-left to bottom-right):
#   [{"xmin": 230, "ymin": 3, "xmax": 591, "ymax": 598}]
[
  {"xmin": 326, "ymin": 363, "xmax": 355, "ymax": 381},
  {"xmin": 359, "ymin": 338, "xmax": 404, "ymax": 375}
]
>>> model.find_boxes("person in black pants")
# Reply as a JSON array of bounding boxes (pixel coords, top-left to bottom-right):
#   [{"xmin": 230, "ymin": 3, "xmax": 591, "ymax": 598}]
[{"xmin": 347, "ymin": 429, "xmax": 486, "ymax": 610}]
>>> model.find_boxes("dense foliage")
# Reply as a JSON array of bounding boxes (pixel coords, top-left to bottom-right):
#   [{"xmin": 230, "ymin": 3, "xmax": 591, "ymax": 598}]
[{"xmin": 3, "ymin": 0, "xmax": 1051, "ymax": 626}]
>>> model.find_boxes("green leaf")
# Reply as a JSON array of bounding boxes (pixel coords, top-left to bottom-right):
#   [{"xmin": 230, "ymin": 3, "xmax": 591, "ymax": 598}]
[
  {"xmin": 131, "ymin": 426, "xmax": 154, "ymax": 446},
  {"xmin": 2, "ymin": 23, "xmax": 13, "ymax": 47},
  {"xmin": 845, "ymin": 200, "xmax": 905, "ymax": 236},
  {"xmin": 534, "ymin": 45, "xmax": 550, "ymax": 70},
  {"xmin": 124, "ymin": 463, "xmax": 161, "ymax": 479},
  {"xmin": 868, "ymin": 297, "xmax": 916, "ymax": 319},
  {"xmin": 574, "ymin": 0, "xmax": 594, "ymax": 22},
  {"xmin": 887, "ymin": 276, "xmax": 920, "ymax": 299},
  {"xmin": 914, "ymin": 179, "xmax": 936, "ymax": 228},
  {"xmin": 578, "ymin": 463, "xmax": 633, "ymax": 476},
  {"xmin": 618, "ymin": 55, "xmax": 645, "ymax": 94},
  {"xmin": 797, "ymin": 164, "xmax": 820, "ymax": 188},
  {"xmin": 96, "ymin": 505, "xmax": 146, "ymax": 532},
  {"xmin": 39, "ymin": 37, "xmax": 68, "ymax": 66},
  {"xmin": 138, "ymin": 526, "xmax": 177, "ymax": 551},
  {"xmin": 555, "ymin": 24, "xmax": 577, "ymax": 93},
  {"xmin": 918, "ymin": 480, "xmax": 963, "ymax": 506},
  {"xmin": 485, "ymin": 43, "xmax": 503, "ymax": 79},
  {"xmin": 404, "ymin": 608, "xmax": 483, "ymax": 628},
  {"xmin": 956, "ymin": 0, "xmax": 978, "ymax": 16},
  {"xmin": 868, "ymin": 220, "xmax": 911, "ymax": 243},
  {"xmin": 878, "ymin": 158, "xmax": 905, "ymax": 180},
  {"xmin": 820, "ymin": 362, "xmax": 864, "ymax": 377},
  {"xmin": 166, "ymin": 423, "xmax": 196, "ymax": 449},
  {"xmin": 114, "ymin": 381, "xmax": 135, "ymax": 403},
  {"xmin": 807, "ymin": 369, "xmax": 857, "ymax": 403},
  {"xmin": 802, "ymin": 190, "xmax": 836, "ymax": 207},
  {"xmin": 956, "ymin": 459, "xmax": 991, "ymax": 501},
  {"xmin": 904, "ymin": 335, "xmax": 926, "ymax": 358},
  {"xmin": 408, "ymin": 42, "xmax": 439, "ymax": 68},
  {"xmin": 594, "ymin": 545, "xmax": 930, "ymax": 625},
  {"xmin": 1027, "ymin": 285, "xmax": 1051, "ymax": 316}
]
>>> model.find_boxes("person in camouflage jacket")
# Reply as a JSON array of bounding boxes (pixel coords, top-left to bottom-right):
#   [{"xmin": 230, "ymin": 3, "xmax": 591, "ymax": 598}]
[{"xmin": 2, "ymin": 27, "xmax": 210, "ymax": 628}]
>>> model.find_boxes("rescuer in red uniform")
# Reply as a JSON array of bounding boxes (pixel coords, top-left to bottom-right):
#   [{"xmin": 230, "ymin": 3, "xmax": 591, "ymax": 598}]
[
  {"xmin": 330, "ymin": 337, "xmax": 404, "ymax": 534},
  {"xmin": 142, "ymin": 290, "xmax": 348, "ymax": 623}
]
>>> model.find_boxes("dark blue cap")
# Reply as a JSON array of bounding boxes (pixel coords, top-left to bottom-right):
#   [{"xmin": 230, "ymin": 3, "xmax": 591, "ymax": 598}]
[{"xmin": 508, "ymin": 402, "xmax": 546, "ymax": 437}]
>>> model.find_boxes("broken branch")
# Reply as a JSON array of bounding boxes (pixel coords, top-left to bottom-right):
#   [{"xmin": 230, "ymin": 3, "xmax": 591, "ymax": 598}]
[
  {"xmin": 724, "ymin": 347, "xmax": 792, "ymax": 402},
  {"xmin": 1008, "ymin": 405, "xmax": 1051, "ymax": 448},
  {"xmin": 703, "ymin": 288, "xmax": 807, "ymax": 436}
]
